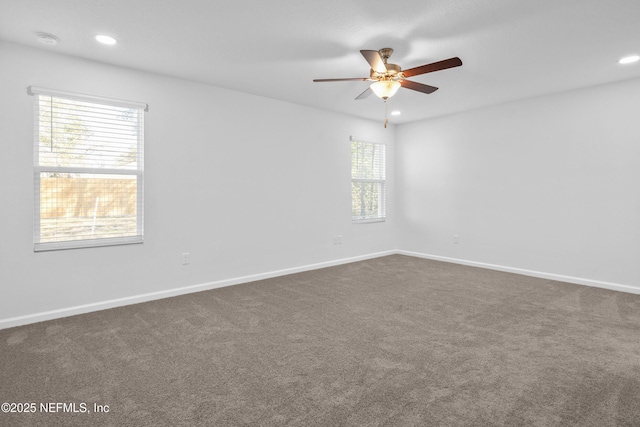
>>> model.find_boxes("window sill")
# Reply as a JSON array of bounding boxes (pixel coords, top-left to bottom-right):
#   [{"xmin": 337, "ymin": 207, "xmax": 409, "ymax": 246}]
[
  {"xmin": 352, "ymin": 218, "xmax": 386, "ymax": 224},
  {"xmin": 34, "ymin": 236, "xmax": 143, "ymax": 252}
]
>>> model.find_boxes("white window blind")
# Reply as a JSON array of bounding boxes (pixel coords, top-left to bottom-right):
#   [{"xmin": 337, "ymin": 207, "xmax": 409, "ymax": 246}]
[
  {"xmin": 351, "ymin": 136, "xmax": 386, "ymax": 222},
  {"xmin": 29, "ymin": 86, "xmax": 147, "ymax": 251}
]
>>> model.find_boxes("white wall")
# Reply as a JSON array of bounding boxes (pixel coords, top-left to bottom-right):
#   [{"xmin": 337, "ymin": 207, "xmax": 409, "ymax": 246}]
[
  {"xmin": 0, "ymin": 41, "xmax": 397, "ymax": 325},
  {"xmin": 397, "ymin": 77, "xmax": 640, "ymax": 292},
  {"xmin": 3, "ymin": 40, "xmax": 639, "ymax": 328}
]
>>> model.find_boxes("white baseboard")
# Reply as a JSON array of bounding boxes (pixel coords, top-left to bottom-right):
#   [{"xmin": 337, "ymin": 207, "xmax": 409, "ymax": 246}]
[
  {"xmin": 0, "ymin": 250, "xmax": 396, "ymax": 330},
  {"xmin": 396, "ymin": 250, "xmax": 640, "ymax": 295},
  {"xmin": 2, "ymin": 249, "xmax": 637, "ymax": 330}
]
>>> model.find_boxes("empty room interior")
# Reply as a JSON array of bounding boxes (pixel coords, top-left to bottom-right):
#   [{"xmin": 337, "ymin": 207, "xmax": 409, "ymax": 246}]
[{"xmin": 1, "ymin": 0, "xmax": 639, "ymax": 425}]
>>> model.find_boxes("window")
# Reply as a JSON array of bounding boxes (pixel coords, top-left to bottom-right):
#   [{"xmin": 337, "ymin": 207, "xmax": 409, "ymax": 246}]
[
  {"xmin": 351, "ymin": 136, "xmax": 386, "ymax": 222},
  {"xmin": 29, "ymin": 86, "xmax": 147, "ymax": 251}
]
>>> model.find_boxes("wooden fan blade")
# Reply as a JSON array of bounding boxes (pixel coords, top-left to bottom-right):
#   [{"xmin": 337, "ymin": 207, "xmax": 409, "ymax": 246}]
[
  {"xmin": 313, "ymin": 77, "xmax": 369, "ymax": 82},
  {"xmin": 360, "ymin": 50, "xmax": 387, "ymax": 73},
  {"xmin": 400, "ymin": 79, "xmax": 439, "ymax": 94},
  {"xmin": 402, "ymin": 57, "xmax": 462, "ymax": 78},
  {"xmin": 355, "ymin": 87, "xmax": 372, "ymax": 100}
]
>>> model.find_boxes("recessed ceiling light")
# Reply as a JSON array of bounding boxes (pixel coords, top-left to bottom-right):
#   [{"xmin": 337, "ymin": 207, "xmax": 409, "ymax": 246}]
[
  {"xmin": 36, "ymin": 32, "xmax": 58, "ymax": 46},
  {"xmin": 95, "ymin": 34, "xmax": 117, "ymax": 45},
  {"xmin": 618, "ymin": 55, "xmax": 639, "ymax": 64},
  {"xmin": 390, "ymin": 111, "xmax": 401, "ymax": 116}
]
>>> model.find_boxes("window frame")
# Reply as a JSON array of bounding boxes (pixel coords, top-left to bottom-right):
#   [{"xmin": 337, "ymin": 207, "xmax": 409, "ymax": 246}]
[
  {"xmin": 350, "ymin": 136, "xmax": 386, "ymax": 223},
  {"xmin": 28, "ymin": 86, "xmax": 147, "ymax": 252}
]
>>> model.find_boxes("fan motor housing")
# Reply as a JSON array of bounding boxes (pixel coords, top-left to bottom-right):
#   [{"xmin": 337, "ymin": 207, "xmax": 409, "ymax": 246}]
[{"xmin": 371, "ymin": 63, "xmax": 402, "ymax": 80}]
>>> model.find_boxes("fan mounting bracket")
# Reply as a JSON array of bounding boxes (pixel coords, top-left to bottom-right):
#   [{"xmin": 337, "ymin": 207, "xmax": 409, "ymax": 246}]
[{"xmin": 378, "ymin": 48, "xmax": 394, "ymax": 62}]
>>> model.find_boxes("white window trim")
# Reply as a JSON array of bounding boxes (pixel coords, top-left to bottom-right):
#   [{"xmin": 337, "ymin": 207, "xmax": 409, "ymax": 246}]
[
  {"xmin": 29, "ymin": 86, "xmax": 147, "ymax": 252},
  {"xmin": 27, "ymin": 86, "xmax": 148, "ymax": 111},
  {"xmin": 350, "ymin": 136, "xmax": 386, "ymax": 223}
]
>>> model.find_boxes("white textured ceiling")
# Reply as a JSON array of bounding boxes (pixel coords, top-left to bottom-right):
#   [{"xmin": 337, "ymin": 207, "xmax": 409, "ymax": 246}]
[{"xmin": 1, "ymin": 0, "xmax": 640, "ymax": 124}]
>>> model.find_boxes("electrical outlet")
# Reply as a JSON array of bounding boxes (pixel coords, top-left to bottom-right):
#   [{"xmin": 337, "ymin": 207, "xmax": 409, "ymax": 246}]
[
  {"xmin": 453, "ymin": 235, "xmax": 460, "ymax": 244},
  {"xmin": 182, "ymin": 252, "xmax": 191, "ymax": 265},
  {"xmin": 333, "ymin": 235, "xmax": 343, "ymax": 245}
]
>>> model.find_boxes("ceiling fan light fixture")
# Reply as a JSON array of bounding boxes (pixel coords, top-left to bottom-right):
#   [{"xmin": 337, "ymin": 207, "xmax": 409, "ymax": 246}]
[{"xmin": 370, "ymin": 80, "xmax": 401, "ymax": 99}]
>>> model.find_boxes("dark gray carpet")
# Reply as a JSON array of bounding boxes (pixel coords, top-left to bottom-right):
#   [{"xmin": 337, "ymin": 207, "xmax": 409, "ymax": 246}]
[{"xmin": 1, "ymin": 255, "xmax": 640, "ymax": 426}]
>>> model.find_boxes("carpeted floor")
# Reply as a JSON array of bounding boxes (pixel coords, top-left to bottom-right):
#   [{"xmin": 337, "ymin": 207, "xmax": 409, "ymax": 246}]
[{"xmin": 1, "ymin": 255, "xmax": 640, "ymax": 426}]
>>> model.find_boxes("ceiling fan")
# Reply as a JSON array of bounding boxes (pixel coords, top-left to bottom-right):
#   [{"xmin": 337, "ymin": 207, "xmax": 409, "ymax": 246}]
[{"xmin": 313, "ymin": 48, "xmax": 462, "ymax": 101}]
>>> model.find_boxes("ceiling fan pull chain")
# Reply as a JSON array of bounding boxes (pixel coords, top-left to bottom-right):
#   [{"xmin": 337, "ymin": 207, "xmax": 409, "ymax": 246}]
[{"xmin": 384, "ymin": 99, "xmax": 388, "ymax": 128}]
